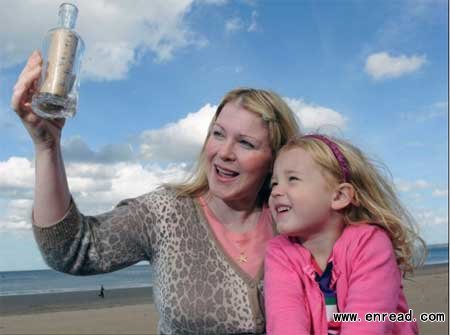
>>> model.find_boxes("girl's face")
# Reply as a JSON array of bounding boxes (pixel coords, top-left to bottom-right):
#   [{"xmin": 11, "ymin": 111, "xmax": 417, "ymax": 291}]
[
  {"xmin": 205, "ymin": 101, "xmax": 273, "ymax": 205},
  {"xmin": 269, "ymin": 147, "xmax": 335, "ymax": 237}
]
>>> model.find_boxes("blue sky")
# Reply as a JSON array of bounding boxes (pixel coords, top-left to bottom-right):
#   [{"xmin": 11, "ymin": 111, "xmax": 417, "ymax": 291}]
[{"xmin": 0, "ymin": 0, "xmax": 448, "ymax": 271}]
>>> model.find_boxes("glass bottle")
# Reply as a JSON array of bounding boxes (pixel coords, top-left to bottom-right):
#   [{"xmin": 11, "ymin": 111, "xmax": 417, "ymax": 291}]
[{"xmin": 32, "ymin": 3, "xmax": 84, "ymax": 119}]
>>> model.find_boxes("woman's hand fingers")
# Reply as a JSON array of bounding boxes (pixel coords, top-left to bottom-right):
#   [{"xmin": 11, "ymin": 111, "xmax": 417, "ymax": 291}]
[
  {"xmin": 15, "ymin": 51, "xmax": 42, "ymax": 95},
  {"xmin": 17, "ymin": 50, "xmax": 42, "ymax": 78},
  {"xmin": 10, "ymin": 51, "xmax": 66, "ymax": 149},
  {"xmin": 11, "ymin": 51, "xmax": 43, "ymax": 117}
]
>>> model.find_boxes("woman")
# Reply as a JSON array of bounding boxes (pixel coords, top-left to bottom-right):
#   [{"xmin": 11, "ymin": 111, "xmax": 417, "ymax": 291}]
[{"xmin": 11, "ymin": 51, "xmax": 301, "ymax": 334}]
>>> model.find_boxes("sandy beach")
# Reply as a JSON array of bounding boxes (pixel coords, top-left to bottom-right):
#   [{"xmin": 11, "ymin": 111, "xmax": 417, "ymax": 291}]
[{"xmin": 0, "ymin": 264, "xmax": 447, "ymax": 335}]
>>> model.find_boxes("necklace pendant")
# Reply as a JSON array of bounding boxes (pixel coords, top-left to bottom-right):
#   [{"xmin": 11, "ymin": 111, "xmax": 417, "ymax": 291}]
[{"xmin": 237, "ymin": 253, "xmax": 248, "ymax": 263}]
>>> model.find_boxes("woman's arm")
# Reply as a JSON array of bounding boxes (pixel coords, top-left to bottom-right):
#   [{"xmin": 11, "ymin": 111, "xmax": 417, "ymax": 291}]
[
  {"xmin": 33, "ymin": 143, "xmax": 71, "ymax": 226},
  {"xmin": 12, "ymin": 52, "xmax": 153, "ymax": 275},
  {"xmin": 32, "ymin": 192, "xmax": 161, "ymax": 275},
  {"xmin": 11, "ymin": 51, "xmax": 71, "ymax": 226},
  {"xmin": 264, "ymin": 238, "xmax": 311, "ymax": 335}
]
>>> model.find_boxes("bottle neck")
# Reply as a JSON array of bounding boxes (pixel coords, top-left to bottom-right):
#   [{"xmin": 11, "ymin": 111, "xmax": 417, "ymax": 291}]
[{"xmin": 58, "ymin": 3, "xmax": 78, "ymax": 29}]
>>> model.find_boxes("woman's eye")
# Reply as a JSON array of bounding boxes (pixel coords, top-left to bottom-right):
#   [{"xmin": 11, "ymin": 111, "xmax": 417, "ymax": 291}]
[
  {"xmin": 213, "ymin": 130, "xmax": 224, "ymax": 138},
  {"xmin": 240, "ymin": 140, "xmax": 255, "ymax": 149}
]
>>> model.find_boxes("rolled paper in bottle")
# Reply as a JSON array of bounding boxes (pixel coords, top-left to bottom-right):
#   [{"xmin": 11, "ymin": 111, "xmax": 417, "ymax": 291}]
[{"xmin": 40, "ymin": 29, "xmax": 78, "ymax": 97}]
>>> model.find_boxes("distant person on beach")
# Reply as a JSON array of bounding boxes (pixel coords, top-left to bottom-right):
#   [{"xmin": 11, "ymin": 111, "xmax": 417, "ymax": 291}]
[
  {"xmin": 99, "ymin": 285, "xmax": 104, "ymax": 298},
  {"xmin": 264, "ymin": 135, "xmax": 426, "ymax": 335},
  {"xmin": 12, "ymin": 51, "xmax": 300, "ymax": 334}
]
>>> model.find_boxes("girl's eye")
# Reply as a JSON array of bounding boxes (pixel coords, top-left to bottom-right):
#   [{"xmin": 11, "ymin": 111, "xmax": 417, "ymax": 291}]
[
  {"xmin": 270, "ymin": 181, "xmax": 278, "ymax": 188},
  {"xmin": 288, "ymin": 176, "xmax": 299, "ymax": 182},
  {"xmin": 240, "ymin": 140, "xmax": 255, "ymax": 149}
]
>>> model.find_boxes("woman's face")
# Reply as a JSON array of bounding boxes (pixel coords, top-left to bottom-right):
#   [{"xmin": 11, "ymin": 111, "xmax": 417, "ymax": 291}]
[{"xmin": 205, "ymin": 101, "xmax": 273, "ymax": 206}]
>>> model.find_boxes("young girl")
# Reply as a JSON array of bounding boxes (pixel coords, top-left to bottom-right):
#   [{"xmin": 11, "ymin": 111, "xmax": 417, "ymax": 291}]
[{"xmin": 264, "ymin": 134, "xmax": 425, "ymax": 335}]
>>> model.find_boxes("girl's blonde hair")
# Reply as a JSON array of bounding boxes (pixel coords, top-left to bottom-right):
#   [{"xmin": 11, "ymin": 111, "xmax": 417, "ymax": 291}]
[
  {"xmin": 169, "ymin": 88, "xmax": 301, "ymax": 205},
  {"xmin": 279, "ymin": 135, "xmax": 426, "ymax": 274}
]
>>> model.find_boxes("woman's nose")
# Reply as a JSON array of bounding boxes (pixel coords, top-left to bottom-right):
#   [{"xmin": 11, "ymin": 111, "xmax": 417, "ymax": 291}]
[{"xmin": 218, "ymin": 140, "xmax": 236, "ymax": 161}]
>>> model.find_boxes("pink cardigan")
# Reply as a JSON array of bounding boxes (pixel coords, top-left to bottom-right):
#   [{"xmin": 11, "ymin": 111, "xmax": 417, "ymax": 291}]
[{"xmin": 264, "ymin": 223, "xmax": 418, "ymax": 335}]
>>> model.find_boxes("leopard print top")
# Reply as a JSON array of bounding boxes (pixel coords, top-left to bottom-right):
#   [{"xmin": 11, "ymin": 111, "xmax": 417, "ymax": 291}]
[{"xmin": 33, "ymin": 188, "xmax": 269, "ymax": 334}]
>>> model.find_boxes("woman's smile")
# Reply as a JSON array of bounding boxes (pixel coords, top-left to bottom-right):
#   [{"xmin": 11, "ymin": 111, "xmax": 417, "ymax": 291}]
[{"xmin": 214, "ymin": 163, "xmax": 240, "ymax": 182}]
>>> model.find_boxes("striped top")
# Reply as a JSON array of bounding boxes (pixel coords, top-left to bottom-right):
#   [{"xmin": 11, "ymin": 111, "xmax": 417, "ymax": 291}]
[{"xmin": 312, "ymin": 259, "xmax": 340, "ymax": 335}]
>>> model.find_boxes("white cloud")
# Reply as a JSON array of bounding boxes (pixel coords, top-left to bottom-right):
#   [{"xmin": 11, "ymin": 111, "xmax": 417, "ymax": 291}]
[
  {"xmin": 0, "ymin": 199, "xmax": 33, "ymax": 231},
  {"xmin": 0, "ymin": 0, "xmax": 217, "ymax": 81},
  {"xmin": 66, "ymin": 162, "xmax": 119, "ymax": 179},
  {"xmin": 395, "ymin": 178, "xmax": 431, "ymax": 192},
  {"xmin": 0, "ymin": 157, "xmax": 189, "ymax": 231},
  {"xmin": 401, "ymin": 100, "xmax": 448, "ymax": 123},
  {"xmin": 82, "ymin": 42, "xmax": 137, "ymax": 81},
  {"xmin": 68, "ymin": 161, "xmax": 189, "ymax": 214},
  {"xmin": 108, "ymin": 162, "xmax": 188, "ymax": 201},
  {"xmin": 432, "ymin": 189, "xmax": 448, "ymax": 197},
  {"xmin": 0, "ymin": 157, "xmax": 35, "ymax": 191},
  {"xmin": 225, "ymin": 17, "xmax": 244, "ymax": 32},
  {"xmin": 225, "ymin": 11, "xmax": 259, "ymax": 33},
  {"xmin": 365, "ymin": 52, "xmax": 426, "ymax": 80},
  {"xmin": 414, "ymin": 210, "xmax": 448, "ymax": 244},
  {"xmin": 415, "ymin": 210, "xmax": 448, "ymax": 226},
  {"xmin": 248, "ymin": 11, "xmax": 259, "ymax": 32},
  {"xmin": 284, "ymin": 98, "xmax": 347, "ymax": 132},
  {"xmin": 139, "ymin": 103, "xmax": 216, "ymax": 162}
]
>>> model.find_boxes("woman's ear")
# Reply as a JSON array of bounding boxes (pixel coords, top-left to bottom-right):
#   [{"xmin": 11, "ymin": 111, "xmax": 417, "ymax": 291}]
[{"xmin": 331, "ymin": 183, "xmax": 355, "ymax": 210}]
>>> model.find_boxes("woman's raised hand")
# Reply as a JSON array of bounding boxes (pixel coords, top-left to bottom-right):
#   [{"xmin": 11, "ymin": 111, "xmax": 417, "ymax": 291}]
[{"xmin": 11, "ymin": 50, "xmax": 65, "ymax": 151}]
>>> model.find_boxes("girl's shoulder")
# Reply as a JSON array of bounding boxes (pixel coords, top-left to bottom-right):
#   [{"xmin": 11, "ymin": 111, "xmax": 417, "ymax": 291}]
[
  {"xmin": 341, "ymin": 221, "xmax": 390, "ymax": 240},
  {"xmin": 334, "ymin": 222, "xmax": 400, "ymax": 280},
  {"xmin": 336, "ymin": 222, "xmax": 394, "ymax": 259}
]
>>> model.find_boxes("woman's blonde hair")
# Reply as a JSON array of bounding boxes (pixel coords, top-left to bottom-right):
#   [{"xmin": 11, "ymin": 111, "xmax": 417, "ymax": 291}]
[
  {"xmin": 169, "ymin": 88, "xmax": 301, "ymax": 205},
  {"xmin": 279, "ymin": 135, "xmax": 426, "ymax": 274}
]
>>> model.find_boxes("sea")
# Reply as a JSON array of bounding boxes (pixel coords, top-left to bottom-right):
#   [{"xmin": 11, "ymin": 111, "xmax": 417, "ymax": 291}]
[{"xmin": 0, "ymin": 245, "xmax": 447, "ymax": 297}]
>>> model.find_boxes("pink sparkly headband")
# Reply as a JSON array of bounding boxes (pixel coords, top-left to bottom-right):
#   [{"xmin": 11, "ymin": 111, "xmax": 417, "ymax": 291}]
[{"xmin": 302, "ymin": 134, "xmax": 351, "ymax": 182}]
